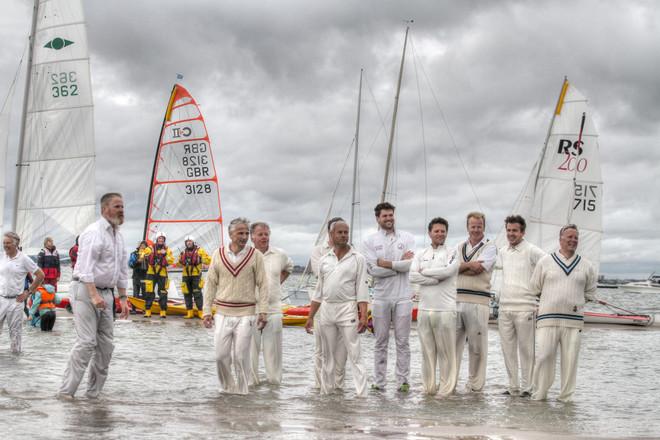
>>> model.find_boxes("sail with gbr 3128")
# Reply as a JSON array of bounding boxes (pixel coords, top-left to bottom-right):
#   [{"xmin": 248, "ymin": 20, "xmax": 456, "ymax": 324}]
[{"xmin": 144, "ymin": 84, "xmax": 223, "ymax": 253}]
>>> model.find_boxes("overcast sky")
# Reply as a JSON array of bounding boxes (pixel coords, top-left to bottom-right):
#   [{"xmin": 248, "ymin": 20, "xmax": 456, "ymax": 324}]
[{"xmin": 1, "ymin": 0, "xmax": 659, "ymax": 277}]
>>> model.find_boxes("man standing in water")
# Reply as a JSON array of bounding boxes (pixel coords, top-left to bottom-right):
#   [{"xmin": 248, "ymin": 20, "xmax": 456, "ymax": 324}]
[
  {"xmin": 409, "ymin": 217, "xmax": 460, "ymax": 397},
  {"xmin": 203, "ymin": 218, "xmax": 268, "ymax": 395},
  {"xmin": 530, "ymin": 224, "xmax": 597, "ymax": 402},
  {"xmin": 59, "ymin": 193, "xmax": 130, "ymax": 399},
  {"xmin": 309, "ymin": 217, "xmax": 347, "ymax": 389},
  {"xmin": 1, "ymin": 231, "xmax": 44, "ymax": 354},
  {"xmin": 361, "ymin": 202, "xmax": 415, "ymax": 392},
  {"xmin": 497, "ymin": 215, "xmax": 545, "ymax": 396},
  {"xmin": 249, "ymin": 221, "xmax": 293, "ymax": 385},
  {"xmin": 305, "ymin": 220, "xmax": 369, "ymax": 397},
  {"xmin": 455, "ymin": 212, "xmax": 496, "ymax": 392}
]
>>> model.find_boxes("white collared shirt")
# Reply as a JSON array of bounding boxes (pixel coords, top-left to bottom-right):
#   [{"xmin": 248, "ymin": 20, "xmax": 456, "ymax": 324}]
[
  {"xmin": 226, "ymin": 244, "xmax": 250, "ymax": 264},
  {"xmin": 0, "ymin": 251, "xmax": 39, "ymax": 297},
  {"xmin": 312, "ymin": 247, "xmax": 369, "ymax": 303},
  {"xmin": 73, "ymin": 216, "xmax": 129, "ymax": 289},
  {"xmin": 361, "ymin": 228, "xmax": 415, "ymax": 300},
  {"xmin": 261, "ymin": 246, "xmax": 294, "ymax": 314}
]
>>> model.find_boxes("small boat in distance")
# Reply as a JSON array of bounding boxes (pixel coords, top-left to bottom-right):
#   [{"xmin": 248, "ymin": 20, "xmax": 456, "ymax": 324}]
[{"xmin": 621, "ymin": 273, "xmax": 660, "ymax": 294}]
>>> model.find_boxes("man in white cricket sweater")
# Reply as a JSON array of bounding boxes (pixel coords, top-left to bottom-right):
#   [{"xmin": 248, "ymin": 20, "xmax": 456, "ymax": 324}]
[
  {"xmin": 361, "ymin": 202, "xmax": 415, "ymax": 392},
  {"xmin": 530, "ymin": 224, "xmax": 597, "ymax": 402},
  {"xmin": 496, "ymin": 215, "xmax": 545, "ymax": 396},
  {"xmin": 203, "ymin": 218, "xmax": 268, "ymax": 395},
  {"xmin": 305, "ymin": 220, "xmax": 369, "ymax": 397},
  {"xmin": 409, "ymin": 217, "xmax": 460, "ymax": 397},
  {"xmin": 455, "ymin": 211, "xmax": 496, "ymax": 392},
  {"xmin": 309, "ymin": 217, "xmax": 347, "ymax": 389},
  {"xmin": 249, "ymin": 222, "xmax": 293, "ymax": 386}
]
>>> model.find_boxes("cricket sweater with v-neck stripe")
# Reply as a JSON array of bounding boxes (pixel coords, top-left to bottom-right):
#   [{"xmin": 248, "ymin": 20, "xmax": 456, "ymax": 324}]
[
  {"xmin": 530, "ymin": 251, "xmax": 598, "ymax": 329},
  {"xmin": 202, "ymin": 245, "xmax": 267, "ymax": 317},
  {"xmin": 456, "ymin": 239, "xmax": 497, "ymax": 305}
]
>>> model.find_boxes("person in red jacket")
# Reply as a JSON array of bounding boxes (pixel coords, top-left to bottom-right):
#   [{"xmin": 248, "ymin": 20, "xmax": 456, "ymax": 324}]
[
  {"xmin": 38, "ymin": 237, "xmax": 61, "ymax": 292},
  {"xmin": 69, "ymin": 236, "xmax": 79, "ymax": 270}
]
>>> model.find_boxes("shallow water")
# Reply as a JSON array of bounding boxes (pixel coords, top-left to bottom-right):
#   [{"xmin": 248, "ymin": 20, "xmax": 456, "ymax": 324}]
[{"xmin": 1, "ymin": 288, "xmax": 659, "ymax": 439}]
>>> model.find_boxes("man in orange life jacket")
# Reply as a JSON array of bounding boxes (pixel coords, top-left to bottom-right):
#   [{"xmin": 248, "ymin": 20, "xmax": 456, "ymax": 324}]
[
  {"xmin": 143, "ymin": 232, "xmax": 174, "ymax": 318},
  {"xmin": 38, "ymin": 237, "xmax": 61, "ymax": 292},
  {"xmin": 177, "ymin": 236, "xmax": 211, "ymax": 319},
  {"xmin": 29, "ymin": 284, "xmax": 63, "ymax": 331}
]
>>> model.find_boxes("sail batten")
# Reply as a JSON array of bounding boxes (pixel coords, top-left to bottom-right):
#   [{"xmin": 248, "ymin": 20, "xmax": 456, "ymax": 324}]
[
  {"xmin": 145, "ymin": 84, "xmax": 223, "ymax": 253},
  {"xmin": 12, "ymin": 0, "xmax": 96, "ymax": 255}
]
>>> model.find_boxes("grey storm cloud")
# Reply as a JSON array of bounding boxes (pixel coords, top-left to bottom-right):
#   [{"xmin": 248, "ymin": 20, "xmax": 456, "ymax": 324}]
[{"xmin": 1, "ymin": 0, "xmax": 659, "ymax": 277}]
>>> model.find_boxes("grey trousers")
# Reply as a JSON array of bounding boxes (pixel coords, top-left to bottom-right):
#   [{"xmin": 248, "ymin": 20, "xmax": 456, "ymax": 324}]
[
  {"xmin": 372, "ymin": 298, "xmax": 412, "ymax": 388},
  {"xmin": 59, "ymin": 282, "xmax": 115, "ymax": 398}
]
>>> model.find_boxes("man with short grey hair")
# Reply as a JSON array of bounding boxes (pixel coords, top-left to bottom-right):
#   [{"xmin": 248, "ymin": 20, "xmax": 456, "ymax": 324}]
[
  {"xmin": 59, "ymin": 192, "xmax": 130, "ymax": 399},
  {"xmin": 1, "ymin": 231, "xmax": 45, "ymax": 354},
  {"xmin": 249, "ymin": 221, "xmax": 293, "ymax": 385}
]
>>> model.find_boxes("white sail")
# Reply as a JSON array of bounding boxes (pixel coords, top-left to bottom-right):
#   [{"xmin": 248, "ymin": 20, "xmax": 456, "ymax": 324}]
[
  {"xmin": 1, "ymin": 83, "xmax": 15, "ymax": 235},
  {"xmin": 507, "ymin": 79, "xmax": 603, "ymax": 270},
  {"xmin": 144, "ymin": 84, "xmax": 223, "ymax": 254},
  {"xmin": 13, "ymin": 0, "xmax": 95, "ymax": 254}
]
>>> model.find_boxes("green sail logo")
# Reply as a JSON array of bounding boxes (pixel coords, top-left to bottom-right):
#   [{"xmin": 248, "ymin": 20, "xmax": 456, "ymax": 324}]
[{"xmin": 44, "ymin": 37, "xmax": 74, "ymax": 50}]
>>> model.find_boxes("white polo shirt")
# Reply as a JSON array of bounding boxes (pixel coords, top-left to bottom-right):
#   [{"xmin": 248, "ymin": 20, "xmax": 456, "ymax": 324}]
[
  {"xmin": 0, "ymin": 251, "xmax": 38, "ymax": 298},
  {"xmin": 261, "ymin": 246, "xmax": 294, "ymax": 314}
]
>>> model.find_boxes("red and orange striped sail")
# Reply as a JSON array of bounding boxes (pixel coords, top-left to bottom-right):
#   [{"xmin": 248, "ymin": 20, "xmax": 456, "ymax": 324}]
[{"xmin": 144, "ymin": 84, "xmax": 223, "ymax": 253}]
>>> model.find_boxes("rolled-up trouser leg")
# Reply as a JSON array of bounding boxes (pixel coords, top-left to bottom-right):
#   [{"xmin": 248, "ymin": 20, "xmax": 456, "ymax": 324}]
[
  {"xmin": 558, "ymin": 327, "xmax": 581, "ymax": 402},
  {"xmin": 417, "ymin": 310, "xmax": 438, "ymax": 395},
  {"xmin": 498, "ymin": 310, "xmax": 520, "ymax": 393},
  {"xmin": 262, "ymin": 313, "xmax": 283, "ymax": 385},
  {"xmin": 372, "ymin": 299, "xmax": 393, "ymax": 388},
  {"xmin": 86, "ymin": 288, "xmax": 115, "ymax": 398},
  {"xmin": 214, "ymin": 314, "xmax": 237, "ymax": 393},
  {"xmin": 59, "ymin": 283, "xmax": 103, "ymax": 397},
  {"xmin": 232, "ymin": 315, "xmax": 255, "ymax": 395},
  {"xmin": 531, "ymin": 326, "xmax": 559, "ymax": 401},
  {"xmin": 435, "ymin": 311, "xmax": 458, "ymax": 397},
  {"xmin": 457, "ymin": 302, "xmax": 489, "ymax": 391},
  {"xmin": 393, "ymin": 299, "xmax": 412, "ymax": 387}
]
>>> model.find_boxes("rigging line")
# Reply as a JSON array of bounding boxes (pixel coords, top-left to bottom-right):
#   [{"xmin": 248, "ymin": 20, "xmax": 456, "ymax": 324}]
[
  {"xmin": 1, "ymin": 38, "xmax": 28, "ymax": 112},
  {"xmin": 410, "ymin": 37, "xmax": 429, "ymax": 244},
  {"xmin": 359, "ymin": 73, "xmax": 391, "ymax": 175},
  {"xmin": 413, "ymin": 42, "xmax": 489, "ymax": 231}
]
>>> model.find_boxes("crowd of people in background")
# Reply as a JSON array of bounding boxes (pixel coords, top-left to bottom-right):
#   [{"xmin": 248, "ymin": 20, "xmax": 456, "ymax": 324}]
[{"xmin": 0, "ymin": 194, "xmax": 598, "ymax": 404}]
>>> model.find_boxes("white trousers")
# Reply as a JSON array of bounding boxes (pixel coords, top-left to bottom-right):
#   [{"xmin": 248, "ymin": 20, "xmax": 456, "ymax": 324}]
[
  {"xmin": 417, "ymin": 310, "xmax": 458, "ymax": 397},
  {"xmin": 250, "ymin": 313, "xmax": 282, "ymax": 385},
  {"xmin": 59, "ymin": 283, "xmax": 115, "ymax": 398},
  {"xmin": 498, "ymin": 310, "xmax": 536, "ymax": 394},
  {"xmin": 456, "ymin": 302, "xmax": 489, "ymax": 392},
  {"xmin": 214, "ymin": 314, "xmax": 255, "ymax": 395},
  {"xmin": 372, "ymin": 298, "xmax": 412, "ymax": 388},
  {"xmin": 318, "ymin": 302, "xmax": 367, "ymax": 397},
  {"xmin": 532, "ymin": 326, "xmax": 582, "ymax": 402},
  {"xmin": 314, "ymin": 316, "xmax": 346, "ymax": 389},
  {"xmin": 0, "ymin": 295, "xmax": 24, "ymax": 354}
]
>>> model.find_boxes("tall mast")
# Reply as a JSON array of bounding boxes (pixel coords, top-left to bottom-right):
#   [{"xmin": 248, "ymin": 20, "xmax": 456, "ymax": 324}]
[
  {"xmin": 12, "ymin": 0, "xmax": 39, "ymax": 231},
  {"xmin": 143, "ymin": 83, "xmax": 178, "ymax": 240},
  {"xmin": 380, "ymin": 25, "xmax": 410, "ymax": 203},
  {"xmin": 349, "ymin": 69, "xmax": 363, "ymax": 244}
]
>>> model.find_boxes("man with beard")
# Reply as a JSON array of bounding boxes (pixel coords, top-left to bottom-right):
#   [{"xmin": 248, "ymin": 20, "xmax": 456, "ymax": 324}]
[
  {"xmin": 144, "ymin": 232, "xmax": 174, "ymax": 318},
  {"xmin": 58, "ymin": 193, "xmax": 130, "ymax": 399},
  {"xmin": 178, "ymin": 236, "xmax": 211, "ymax": 319},
  {"xmin": 203, "ymin": 218, "xmax": 268, "ymax": 395}
]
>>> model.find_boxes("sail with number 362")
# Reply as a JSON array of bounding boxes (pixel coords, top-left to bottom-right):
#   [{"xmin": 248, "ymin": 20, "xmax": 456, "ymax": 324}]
[
  {"xmin": 504, "ymin": 77, "xmax": 603, "ymax": 269},
  {"xmin": 144, "ymin": 84, "xmax": 223, "ymax": 253}
]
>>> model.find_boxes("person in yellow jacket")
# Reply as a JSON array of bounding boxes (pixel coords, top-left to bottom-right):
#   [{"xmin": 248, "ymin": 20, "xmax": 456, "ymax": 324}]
[
  {"xmin": 177, "ymin": 236, "xmax": 211, "ymax": 319},
  {"xmin": 144, "ymin": 232, "xmax": 174, "ymax": 318}
]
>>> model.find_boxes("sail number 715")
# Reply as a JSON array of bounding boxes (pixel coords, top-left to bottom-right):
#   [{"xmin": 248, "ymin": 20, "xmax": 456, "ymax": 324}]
[
  {"xmin": 573, "ymin": 184, "xmax": 597, "ymax": 212},
  {"xmin": 185, "ymin": 183, "xmax": 212, "ymax": 195}
]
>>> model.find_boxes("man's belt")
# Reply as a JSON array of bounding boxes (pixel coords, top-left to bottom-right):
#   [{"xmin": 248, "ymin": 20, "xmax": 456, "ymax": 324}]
[{"xmin": 0, "ymin": 295, "xmax": 18, "ymax": 299}]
